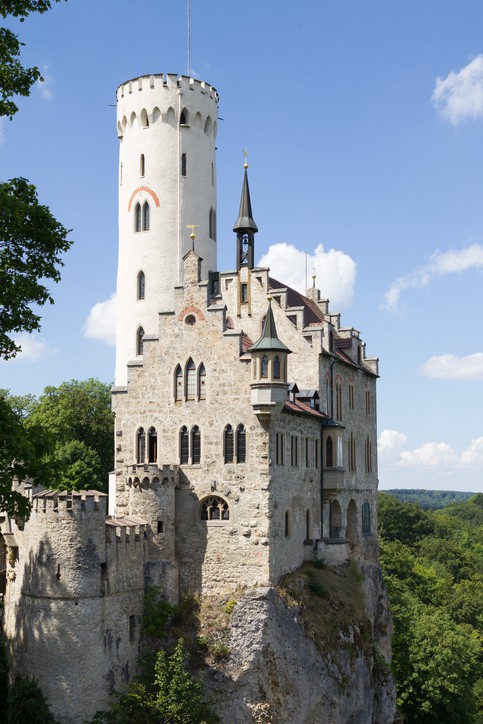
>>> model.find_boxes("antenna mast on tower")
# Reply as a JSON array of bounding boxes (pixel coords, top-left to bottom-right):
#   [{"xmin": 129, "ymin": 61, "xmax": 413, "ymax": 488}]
[{"xmin": 187, "ymin": 0, "xmax": 191, "ymax": 76}]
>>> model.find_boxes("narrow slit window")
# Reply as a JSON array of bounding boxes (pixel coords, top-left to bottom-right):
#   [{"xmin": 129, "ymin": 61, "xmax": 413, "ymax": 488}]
[
  {"xmin": 181, "ymin": 153, "xmax": 187, "ymax": 177},
  {"xmin": 140, "ymin": 154, "xmax": 145, "ymax": 177},
  {"xmin": 143, "ymin": 201, "xmax": 150, "ymax": 231},
  {"xmin": 136, "ymin": 327, "xmax": 144, "ymax": 356},
  {"xmin": 137, "ymin": 271, "xmax": 145, "ymax": 300},
  {"xmin": 135, "ymin": 202, "xmax": 142, "ymax": 232}
]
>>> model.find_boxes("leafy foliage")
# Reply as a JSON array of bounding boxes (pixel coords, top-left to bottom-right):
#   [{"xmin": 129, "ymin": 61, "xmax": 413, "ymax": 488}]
[
  {"xmin": 0, "ymin": 178, "xmax": 71, "ymax": 359},
  {"xmin": 379, "ymin": 492, "xmax": 482, "ymax": 722},
  {"xmin": 385, "ymin": 488, "xmax": 476, "ymax": 510},
  {"xmin": 8, "ymin": 676, "xmax": 56, "ymax": 723}
]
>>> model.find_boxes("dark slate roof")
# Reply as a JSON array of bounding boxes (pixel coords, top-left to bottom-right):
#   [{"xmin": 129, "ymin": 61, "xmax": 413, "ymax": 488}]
[
  {"xmin": 233, "ymin": 167, "xmax": 258, "ymax": 232},
  {"xmin": 268, "ymin": 277, "xmax": 325, "ymax": 327},
  {"xmin": 249, "ymin": 301, "xmax": 291, "ymax": 353}
]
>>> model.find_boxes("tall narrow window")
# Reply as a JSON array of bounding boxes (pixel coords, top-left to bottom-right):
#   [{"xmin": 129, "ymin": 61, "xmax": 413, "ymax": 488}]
[
  {"xmin": 180, "ymin": 110, "xmax": 187, "ymax": 125},
  {"xmin": 306, "ymin": 509, "xmax": 312, "ymax": 540},
  {"xmin": 147, "ymin": 427, "xmax": 157, "ymax": 463},
  {"xmin": 362, "ymin": 500, "xmax": 371, "ymax": 535},
  {"xmin": 348, "ymin": 433, "xmax": 356, "ymax": 472},
  {"xmin": 284, "ymin": 510, "xmax": 291, "ymax": 538},
  {"xmin": 291, "ymin": 435, "xmax": 298, "ymax": 466},
  {"xmin": 140, "ymin": 154, "xmax": 145, "ymax": 177},
  {"xmin": 191, "ymin": 426, "xmax": 201, "ymax": 464},
  {"xmin": 349, "ymin": 384, "xmax": 355, "ymax": 410},
  {"xmin": 135, "ymin": 202, "xmax": 142, "ymax": 232},
  {"xmin": 236, "ymin": 424, "xmax": 246, "ymax": 463},
  {"xmin": 175, "ymin": 365, "xmax": 183, "ymax": 401},
  {"xmin": 209, "ymin": 208, "xmax": 214, "ymax": 239},
  {"xmin": 305, "ymin": 437, "xmax": 310, "ymax": 467},
  {"xmin": 365, "ymin": 437, "xmax": 372, "ymax": 473},
  {"xmin": 336, "ymin": 381, "xmax": 343, "ymax": 421},
  {"xmin": 314, "ymin": 438, "xmax": 320, "ymax": 468},
  {"xmin": 137, "ymin": 271, "xmax": 145, "ymax": 300},
  {"xmin": 181, "ymin": 153, "xmax": 187, "ymax": 177},
  {"xmin": 137, "ymin": 327, "xmax": 144, "ymax": 356},
  {"xmin": 273, "ymin": 356, "xmax": 281, "ymax": 380},
  {"xmin": 186, "ymin": 359, "xmax": 196, "ymax": 400},
  {"xmin": 180, "ymin": 426, "xmax": 189, "ymax": 464},
  {"xmin": 136, "ymin": 428, "xmax": 145, "ymax": 464},
  {"xmin": 198, "ymin": 364, "xmax": 206, "ymax": 400},
  {"xmin": 224, "ymin": 425, "xmax": 234, "ymax": 464},
  {"xmin": 326, "ymin": 436, "xmax": 333, "ymax": 467},
  {"xmin": 211, "ymin": 162, "xmax": 214, "ymax": 186},
  {"xmin": 365, "ymin": 390, "xmax": 371, "ymax": 415},
  {"xmin": 143, "ymin": 201, "xmax": 150, "ymax": 231},
  {"xmin": 261, "ymin": 356, "xmax": 268, "ymax": 378}
]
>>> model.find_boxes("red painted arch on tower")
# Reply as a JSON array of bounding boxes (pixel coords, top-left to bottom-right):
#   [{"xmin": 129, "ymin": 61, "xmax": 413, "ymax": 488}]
[{"xmin": 127, "ymin": 186, "xmax": 161, "ymax": 211}]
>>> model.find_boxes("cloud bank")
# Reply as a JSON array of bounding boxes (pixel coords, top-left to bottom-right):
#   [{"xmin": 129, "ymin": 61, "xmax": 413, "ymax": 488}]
[
  {"xmin": 258, "ymin": 242, "xmax": 356, "ymax": 309},
  {"xmin": 432, "ymin": 55, "xmax": 483, "ymax": 125},
  {"xmin": 384, "ymin": 243, "xmax": 483, "ymax": 312},
  {"xmin": 421, "ymin": 352, "xmax": 483, "ymax": 380},
  {"xmin": 83, "ymin": 293, "xmax": 116, "ymax": 345},
  {"xmin": 378, "ymin": 428, "xmax": 483, "ymax": 470}
]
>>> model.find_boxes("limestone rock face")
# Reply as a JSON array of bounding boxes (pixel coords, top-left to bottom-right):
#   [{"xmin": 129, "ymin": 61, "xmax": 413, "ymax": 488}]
[{"xmin": 205, "ymin": 566, "xmax": 396, "ymax": 724}]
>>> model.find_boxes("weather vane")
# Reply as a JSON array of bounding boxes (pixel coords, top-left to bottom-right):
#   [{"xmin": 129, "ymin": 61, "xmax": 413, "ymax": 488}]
[
  {"xmin": 186, "ymin": 224, "xmax": 200, "ymax": 250},
  {"xmin": 242, "ymin": 148, "xmax": 249, "ymax": 169}
]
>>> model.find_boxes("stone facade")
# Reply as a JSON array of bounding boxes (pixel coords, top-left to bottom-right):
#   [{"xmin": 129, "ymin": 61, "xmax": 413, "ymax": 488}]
[{"xmin": 0, "ymin": 72, "xmax": 386, "ymax": 723}]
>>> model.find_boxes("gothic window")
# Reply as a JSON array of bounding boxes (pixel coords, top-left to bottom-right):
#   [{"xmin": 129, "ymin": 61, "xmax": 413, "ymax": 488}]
[
  {"xmin": 186, "ymin": 359, "xmax": 196, "ymax": 400},
  {"xmin": 140, "ymin": 154, "xmax": 145, "ymax": 177},
  {"xmin": 136, "ymin": 327, "xmax": 144, "ymax": 356},
  {"xmin": 329, "ymin": 500, "xmax": 342, "ymax": 539},
  {"xmin": 191, "ymin": 425, "xmax": 201, "ymax": 464},
  {"xmin": 137, "ymin": 271, "xmax": 145, "ymax": 300},
  {"xmin": 200, "ymin": 496, "xmax": 229, "ymax": 522},
  {"xmin": 261, "ymin": 356, "xmax": 268, "ymax": 378},
  {"xmin": 224, "ymin": 425, "xmax": 234, "ymax": 464},
  {"xmin": 198, "ymin": 364, "xmax": 206, "ymax": 400},
  {"xmin": 181, "ymin": 153, "xmax": 187, "ymax": 177},
  {"xmin": 136, "ymin": 428, "xmax": 146, "ymax": 464},
  {"xmin": 326, "ymin": 436, "xmax": 333, "ymax": 468},
  {"xmin": 175, "ymin": 365, "xmax": 183, "ymax": 401},
  {"xmin": 335, "ymin": 380, "xmax": 343, "ymax": 421},
  {"xmin": 180, "ymin": 109, "xmax": 187, "ymax": 125},
  {"xmin": 147, "ymin": 427, "xmax": 157, "ymax": 463},
  {"xmin": 276, "ymin": 433, "xmax": 285, "ymax": 465},
  {"xmin": 143, "ymin": 201, "xmax": 150, "ymax": 231},
  {"xmin": 135, "ymin": 202, "xmax": 142, "ymax": 232},
  {"xmin": 236, "ymin": 424, "xmax": 246, "ymax": 463},
  {"xmin": 141, "ymin": 108, "xmax": 149, "ymax": 128},
  {"xmin": 179, "ymin": 426, "xmax": 189, "ymax": 464},
  {"xmin": 362, "ymin": 500, "xmax": 371, "ymax": 535},
  {"xmin": 273, "ymin": 355, "xmax": 281, "ymax": 380},
  {"xmin": 365, "ymin": 437, "xmax": 372, "ymax": 473}
]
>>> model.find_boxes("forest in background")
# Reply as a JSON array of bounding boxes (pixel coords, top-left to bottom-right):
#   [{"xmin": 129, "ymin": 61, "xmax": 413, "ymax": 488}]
[
  {"xmin": 384, "ymin": 488, "xmax": 476, "ymax": 509},
  {"xmin": 378, "ymin": 491, "xmax": 482, "ymax": 723}
]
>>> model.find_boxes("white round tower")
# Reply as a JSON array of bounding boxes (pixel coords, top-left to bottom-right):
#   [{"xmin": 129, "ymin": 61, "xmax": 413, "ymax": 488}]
[{"xmin": 115, "ymin": 74, "xmax": 219, "ymax": 385}]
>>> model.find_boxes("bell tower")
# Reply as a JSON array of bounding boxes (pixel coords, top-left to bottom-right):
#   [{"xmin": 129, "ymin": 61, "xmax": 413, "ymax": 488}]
[{"xmin": 115, "ymin": 74, "xmax": 219, "ymax": 385}]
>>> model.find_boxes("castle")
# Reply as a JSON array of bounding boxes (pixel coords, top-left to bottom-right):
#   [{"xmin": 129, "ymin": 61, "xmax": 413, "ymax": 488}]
[{"xmin": 0, "ymin": 74, "xmax": 380, "ymax": 723}]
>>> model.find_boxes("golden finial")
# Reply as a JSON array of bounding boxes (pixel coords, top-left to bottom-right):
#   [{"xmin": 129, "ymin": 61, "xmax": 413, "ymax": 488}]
[
  {"xmin": 186, "ymin": 224, "xmax": 200, "ymax": 249},
  {"xmin": 312, "ymin": 269, "xmax": 316, "ymax": 288},
  {"xmin": 267, "ymin": 294, "xmax": 273, "ymax": 302},
  {"xmin": 242, "ymin": 147, "xmax": 249, "ymax": 169}
]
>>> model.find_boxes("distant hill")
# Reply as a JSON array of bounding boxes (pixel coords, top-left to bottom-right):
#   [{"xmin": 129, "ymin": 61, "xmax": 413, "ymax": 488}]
[{"xmin": 383, "ymin": 488, "xmax": 477, "ymax": 510}]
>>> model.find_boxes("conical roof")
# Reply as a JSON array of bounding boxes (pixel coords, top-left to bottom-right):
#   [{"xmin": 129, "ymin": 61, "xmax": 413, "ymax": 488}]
[
  {"xmin": 249, "ymin": 300, "xmax": 291, "ymax": 353},
  {"xmin": 233, "ymin": 167, "xmax": 258, "ymax": 233}
]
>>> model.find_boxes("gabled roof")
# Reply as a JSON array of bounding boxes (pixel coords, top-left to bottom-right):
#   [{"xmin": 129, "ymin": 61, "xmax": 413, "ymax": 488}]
[
  {"xmin": 249, "ymin": 300, "xmax": 291, "ymax": 353},
  {"xmin": 269, "ymin": 277, "xmax": 325, "ymax": 327},
  {"xmin": 283, "ymin": 399, "xmax": 329, "ymax": 420}
]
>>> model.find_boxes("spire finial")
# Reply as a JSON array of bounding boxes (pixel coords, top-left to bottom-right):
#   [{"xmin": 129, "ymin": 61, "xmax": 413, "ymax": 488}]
[
  {"xmin": 186, "ymin": 224, "xmax": 199, "ymax": 250},
  {"xmin": 242, "ymin": 147, "xmax": 249, "ymax": 169},
  {"xmin": 312, "ymin": 270, "xmax": 316, "ymax": 288}
]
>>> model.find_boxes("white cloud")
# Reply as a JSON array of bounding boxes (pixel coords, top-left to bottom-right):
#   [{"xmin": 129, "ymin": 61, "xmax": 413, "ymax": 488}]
[
  {"xmin": 432, "ymin": 55, "xmax": 483, "ymax": 125},
  {"xmin": 83, "ymin": 293, "xmax": 116, "ymax": 345},
  {"xmin": 399, "ymin": 442, "xmax": 459, "ymax": 468},
  {"xmin": 384, "ymin": 243, "xmax": 483, "ymax": 312},
  {"xmin": 421, "ymin": 352, "xmax": 483, "ymax": 380},
  {"xmin": 7, "ymin": 333, "xmax": 54, "ymax": 362},
  {"xmin": 36, "ymin": 66, "xmax": 54, "ymax": 100},
  {"xmin": 460, "ymin": 437, "xmax": 483, "ymax": 466},
  {"xmin": 258, "ymin": 242, "xmax": 356, "ymax": 309},
  {"xmin": 378, "ymin": 429, "xmax": 407, "ymax": 456}
]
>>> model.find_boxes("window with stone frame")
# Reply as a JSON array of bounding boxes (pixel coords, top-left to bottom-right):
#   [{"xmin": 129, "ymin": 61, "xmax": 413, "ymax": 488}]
[
  {"xmin": 236, "ymin": 424, "xmax": 246, "ymax": 463},
  {"xmin": 365, "ymin": 436, "xmax": 372, "ymax": 473},
  {"xmin": 365, "ymin": 390, "xmax": 371, "ymax": 415},
  {"xmin": 305, "ymin": 437, "xmax": 310, "ymax": 467},
  {"xmin": 335, "ymin": 380, "xmax": 343, "ymax": 421},
  {"xmin": 314, "ymin": 438, "xmax": 320, "ymax": 468},
  {"xmin": 273, "ymin": 355, "xmax": 281, "ymax": 379},
  {"xmin": 349, "ymin": 384, "xmax": 355, "ymax": 410},
  {"xmin": 325, "ymin": 435, "xmax": 333, "ymax": 467},
  {"xmin": 147, "ymin": 427, "xmax": 157, "ymax": 463},
  {"xmin": 200, "ymin": 496, "xmax": 229, "ymax": 522},
  {"xmin": 224, "ymin": 425, "xmax": 234, "ymax": 464},
  {"xmin": 137, "ymin": 270, "xmax": 145, "ymax": 300},
  {"xmin": 362, "ymin": 500, "xmax": 371, "ymax": 535},
  {"xmin": 348, "ymin": 432, "xmax": 356, "ymax": 472},
  {"xmin": 143, "ymin": 201, "xmax": 150, "ymax": 231},
  {"xmin": 179, "ymin": 426, "xmax": 189, "ymax": 464},
  {"xmin": 261, "ymin": 355, "xmax": 268, "ymax": 378},
  {"xmin": 186, "ymin": 358, "xmax": 196, "ymax": 400},
  {"xmin": 276, "ymin": 432, "xmax": 285, "ymax": 465},
  {"xmin": 136, "ymin": 326, "xmax": 144, "ymax": 356},
  {"xmin": 136, "ymin": 428, "xmax": 146, "ymax": 464},
  {"xmin": 135, "ymin": 202, "xmax": 142, "ymax": 232},
  {"xmin": 175, "ymin": 365, "xmax": 183, "ymax": 402},
  {"xmin": 191, "ymin": 425, "xmax": 201, "ymax": 464},
  {"xmin": 198, "ymin": 363, "xmax": 206, "ymax": 400},
  {"xmin": 284, "ymin": 509, "xmax": 291, "ymax": 537},
  {"xmin": 290, "ymin": 435, "xmax": 299, "ymax": 466}
]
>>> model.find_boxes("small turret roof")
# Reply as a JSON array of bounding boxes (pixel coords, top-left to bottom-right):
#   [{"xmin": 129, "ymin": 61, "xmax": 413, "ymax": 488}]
[
  {"xmin": 249, "ymin": 300, "xmax": 291, "ymax": 353},
  {"xmin": 233, "ymin": 167, "xmax": 258, "ymax": 233}
]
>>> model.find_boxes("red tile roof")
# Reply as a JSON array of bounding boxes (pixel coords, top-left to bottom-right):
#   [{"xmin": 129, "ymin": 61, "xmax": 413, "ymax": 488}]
[{"xmin": 269, "ymin": 277, "xmax": 325, "ymax": 327}]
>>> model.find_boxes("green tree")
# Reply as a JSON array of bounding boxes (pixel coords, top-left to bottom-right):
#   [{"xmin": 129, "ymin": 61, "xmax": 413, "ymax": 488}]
[
  {"xmin": 26, "ymin": 379, "xmax": 114, "ymax": 490},
  {"xmin": 8, "ymin": 675, "xmax": 56, "ymax": 723},
  {"xmin": 378, "ymin": 492, "xmax": 434, "ymax": 545}
]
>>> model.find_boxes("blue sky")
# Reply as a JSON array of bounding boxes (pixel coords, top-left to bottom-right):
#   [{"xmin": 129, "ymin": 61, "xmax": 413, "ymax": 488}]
[{"xmin": 1, "ymin": 0, "xmax": 483, "ymax": 492}]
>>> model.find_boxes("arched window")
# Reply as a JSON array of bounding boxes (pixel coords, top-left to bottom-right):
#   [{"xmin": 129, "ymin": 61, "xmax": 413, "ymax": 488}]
[
  {"xmin": 209, "ymin": 207, "xmax": 216, "ymax": 240},
  {"xmin": 141, "ymin": 108, "xmax": 149, "ymax": 128},
  {"xmin": 140, "ymin": 154, "xmax": 145, "ymax": 177},
  {"xmin": 329, "ymin": 500, "xmax": 342, "ymax": 539},
  {"xmin": 273, "ymin": 356, "xmax": 281, "ymax": 380},
  {"xmin": 175, "ymin": 365, "xmax": 183, "ymax": 402},
  {"xmin": 137, "ymin": 271, "xmax": 145, "ymax": 300},
  {"xmin": 143, "ymin": 201, "xmax": 150, "ymax": 231},
  {"xmin": 362, "ymin": 500, "xmax": 371, "ymax": 535},
  {"xmin": 179, "ymin": 426, "xmax": 189, "ymax": 464},
  {"xmin": 135, "ymin": 202, "xmax": 142, "ymax": 232},
  {"xmin": 261, "ymin": 356, "xmax": 268, "ymax": 378},
  {"xmin": 186, "ymin": 358, "xmax": 196, "ymax": 400},
  {"xmin": 136, "ymin": 428, "xmax": 146, "ymax": 464},
  {"xmin": 147, "ymin": 427, "xmax": 157, "ymax": 463},
  {"xmin": 204, "ymin": 115, "xmax": 213, "ymax": 135},
  {"xmin": 326, "ymin": 436, "xmax": 333, "ymax": 467},
  {"xmin": 284, "ymin": 510, "xmax": 291, "ymax": 538},
  {"xmin": 191, "ymin": 425, "xmax": 201, "ymax": 464},
  {"xmin": 236, "ymin": 424, "xmax": 246, "ymax": 463},
  {"xmin": 200, "ymin": 496, "xmax": 229, "ymax": 522},
  {"xmin": 224, "ymin": 425, "xmax": 234, "ymax": 464},
  {"xmin": 136, "ymin": 327, "xmax": 144, "ymax": 356},
  {"xmin": 180, "ymin": 109, "xmax": 189, "ymax": 125},
  {"xmin": 198, "ymin": 363, "xmax": 206, "ymax": 400}
]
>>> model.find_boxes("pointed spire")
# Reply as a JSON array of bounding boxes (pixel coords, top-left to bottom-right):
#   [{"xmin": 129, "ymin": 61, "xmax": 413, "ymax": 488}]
[
  {"xmin": 233, "ymin": 166, "xmax": 258, "ymax": 233},
  {"xmin": 249, "ymin": 299, "xmax": 291, "ymax": 353}
]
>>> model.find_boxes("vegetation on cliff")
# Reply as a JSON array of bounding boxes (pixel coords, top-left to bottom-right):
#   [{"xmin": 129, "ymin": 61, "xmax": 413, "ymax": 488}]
[{"xmin": 378, "ymin": 492, "xmax": 483, "ymax": 723}]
